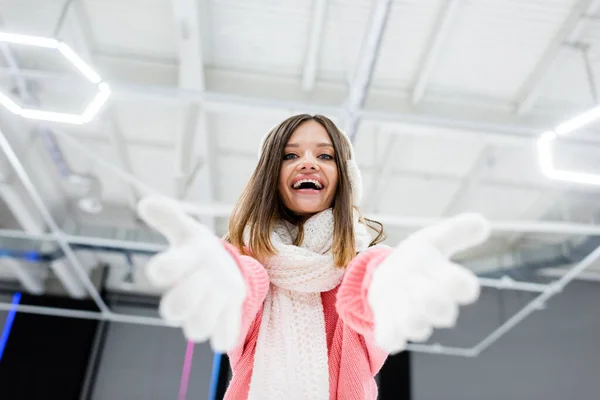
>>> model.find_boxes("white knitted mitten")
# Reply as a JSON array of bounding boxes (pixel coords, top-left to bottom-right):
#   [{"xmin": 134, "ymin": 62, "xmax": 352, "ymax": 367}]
[
  {"xmin": 367, "ymin": 213, "xmax": 491, "ymax": 354},
  {"xmin": 137, "ymin": 196, "xmax": 247, "ymax": 352}
]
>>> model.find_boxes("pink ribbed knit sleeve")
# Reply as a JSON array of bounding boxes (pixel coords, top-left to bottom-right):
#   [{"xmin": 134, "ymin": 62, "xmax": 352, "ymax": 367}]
[
  {"xmin": 221, "ymin": 242, "xmax": 269, "ymax": 364},
  {"xmin": 336, "ymin": 245, "xmax": 393, "ymax": 373}
]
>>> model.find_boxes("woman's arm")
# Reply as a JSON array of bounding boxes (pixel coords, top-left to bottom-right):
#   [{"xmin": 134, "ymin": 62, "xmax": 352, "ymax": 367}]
[
  {"xmin": 336, "ymin": 246, "xmax": 393, "ymax": 335},
  {"xmin": 221, "ymin": 242, "xmax": 270, "ymax": 365},
  {"xmin": 335, "ymin": 245, "xmax": 394, "ymax": 373},
  {"xmin": 342, "ymin": 213, "xmax": 489, "ymax": 361}
]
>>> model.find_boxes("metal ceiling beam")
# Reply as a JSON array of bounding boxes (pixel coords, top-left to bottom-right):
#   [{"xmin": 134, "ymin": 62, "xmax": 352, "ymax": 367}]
[
  {"xmin": 2, "ymin": 259, "xmax": 45, "ymax": 294},
  {"xmin": 0, "ymin": 182, "xmax": 46, "ymax": 294},
  {"xmin": 6, "ymin": 67, "xmax": 600, "ymax": 148},
  {"xmin": 107, "ymin": 81, "xmax": 600, "ymax": 147},
  {"xmin": 65, "ymin": 3, "xmax": 140, "ymax": 210},
  {"xmin": 0, "ymin": 183, "xmax": 45, "ymax": 234},
  {"xmin": 62, "ymin": 2, "xmax": 96, "ymax": 62},
  {"xmin": 0, "ymin": 301, "xmax": 173, "ymax": 327},
  {"xmin": 342, "ymin": 0, "xmax": 392, "ymax": 140},
  {"xmin": 0, "ymin": 246, "xmax": 594, "ymax": 359},
  {"xmin": 0, "ymin": 226, "xmax": 598, "ymax": 359},
  {"xmin": 171, "ymin": 0, "xmax": 215, "ymax": 230},
  {"xmin": 0, "ymin": 127, "xmax": 110, "ymax": 313},
  {"xmin": 14, "ymin": 120, "xmax": 600, "ymax": 236},
  {"xmin": 364, "ymin": 133, "xmax": 400, "ymax": 212},
  {"xmin": 171, "ymin": 0, "xmax": 206, "ymax": 91},
  {"xmin": 104, "ymin": 113, "xmax": 139, "ymax": 209},
  {"xmin": 503, "ymin": 188, "xmax": 565, "ymax": 249},
  {"xmin": 3, "ymin": 197, "xmax": 600, "ymax": 242},
  {"xmin": 442, "ymin": 146, "xmax": 495, "ymax": 216},
  {"xmin": 77, "ymin": 137, "xmax": 596, "ymax": 193},
  {"xmin": 515, "ymin": 0, "xmax": 600, "ymax": 115},
  {"xmin": 64, "ymin": 128, "xmax": 600, "ymax": 202},
  {"xmin": 302, "ymin": 0, "xmax": 328, "ymax": 91},
  {"xmin": 411, "ymin": 0, "xmax": 463, "ymax": 104},
  {"xmin": 0, "ymin": 12, "xmax": 91, "ymax": 298},
  {"xmin": 472, "ymin": 242, "xmax": 600, "ymax": 355}
]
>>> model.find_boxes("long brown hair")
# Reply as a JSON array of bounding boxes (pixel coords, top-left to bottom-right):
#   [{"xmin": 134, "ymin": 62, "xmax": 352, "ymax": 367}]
[{"xmin": 227, "ymin": 114, "xmax": 385, "ymax": 267}]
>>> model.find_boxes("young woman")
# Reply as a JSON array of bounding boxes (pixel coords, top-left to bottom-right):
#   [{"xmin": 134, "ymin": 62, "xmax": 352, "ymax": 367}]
[{"xmin": 138, "ymin": 114, "xmax": 490, "ymax": 399}]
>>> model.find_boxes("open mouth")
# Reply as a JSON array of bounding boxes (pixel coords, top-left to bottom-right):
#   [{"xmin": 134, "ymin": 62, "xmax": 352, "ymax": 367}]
[{"xmin": 292, "ymin": 179, "xmax": 324, "ymax": 191}]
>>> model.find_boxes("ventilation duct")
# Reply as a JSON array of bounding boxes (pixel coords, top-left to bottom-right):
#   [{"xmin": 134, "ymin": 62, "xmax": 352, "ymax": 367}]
[{"xmin": 469, "ymin": 235, "xmax": 600, "ymax": 281}]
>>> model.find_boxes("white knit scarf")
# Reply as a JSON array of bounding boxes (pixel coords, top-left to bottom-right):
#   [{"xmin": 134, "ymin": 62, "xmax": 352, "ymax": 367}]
[{"xmin": 246, "ymin": 209, "xmax": 372, "ymax": 400}]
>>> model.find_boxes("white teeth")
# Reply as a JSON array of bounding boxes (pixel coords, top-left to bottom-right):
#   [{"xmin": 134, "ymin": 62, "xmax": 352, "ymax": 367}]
[{"xmin": 292, "ymin": 179, "xmax": 323, "ymax": 189}]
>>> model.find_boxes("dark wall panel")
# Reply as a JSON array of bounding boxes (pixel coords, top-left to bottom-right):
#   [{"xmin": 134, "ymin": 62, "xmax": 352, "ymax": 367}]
[{"xmin": 0, "ymin": 294, "xmax": 99, "ymax": 400}]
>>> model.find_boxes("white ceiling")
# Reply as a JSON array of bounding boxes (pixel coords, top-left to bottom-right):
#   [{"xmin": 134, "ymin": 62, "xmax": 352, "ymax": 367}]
[{"xmin": 0, "ymin": 0, "xmax": 599, "ymax": 299}]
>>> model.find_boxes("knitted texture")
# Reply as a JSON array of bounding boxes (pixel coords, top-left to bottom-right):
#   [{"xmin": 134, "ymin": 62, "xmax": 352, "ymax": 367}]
[
  {"xmin": 335, "ymin": 244, "xmax": 392, "ymax": 336},
  {"xmin": 243, "ymin": 209, "xmax": 371, "ymax": 399},
  {"xmin": 222, "ymin": 242, "xmax": 392, "ymax": 399}
]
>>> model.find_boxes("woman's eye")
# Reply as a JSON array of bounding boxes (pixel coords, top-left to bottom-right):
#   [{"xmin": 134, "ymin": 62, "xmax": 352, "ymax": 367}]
[
  {"xmin": 319, "ymin": 154, "xmax": 334, "ymax": 160},
  {"xmin": 283, "ymin": 153, "xmax": 298, "ymax": 160}
]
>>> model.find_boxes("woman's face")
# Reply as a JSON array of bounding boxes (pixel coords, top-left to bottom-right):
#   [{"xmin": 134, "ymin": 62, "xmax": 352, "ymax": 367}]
[{"xmin": 278, "ymin": 120, "xmax": 339, "ymax": 216}]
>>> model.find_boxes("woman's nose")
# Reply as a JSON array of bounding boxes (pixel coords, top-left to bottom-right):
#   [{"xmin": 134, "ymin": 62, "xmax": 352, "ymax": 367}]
[{"xmin": 297, "ymin": 154, "xmax": 319, "ymax": 170}]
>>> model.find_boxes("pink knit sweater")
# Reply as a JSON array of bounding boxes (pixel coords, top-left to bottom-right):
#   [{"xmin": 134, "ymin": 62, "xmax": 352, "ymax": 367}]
[{"xmin": 221, "ymin": 243, "xmax": 393, "ymax": 400}]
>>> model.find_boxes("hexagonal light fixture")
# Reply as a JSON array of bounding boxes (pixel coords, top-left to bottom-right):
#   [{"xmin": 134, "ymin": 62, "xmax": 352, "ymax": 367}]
[
  {"xmin": 537, "ymin": 104, "xmax": 600, "ymax": 186},
  {"xmin": 0, "ymin": 32, "xmax": 111, "ymax": 125}
]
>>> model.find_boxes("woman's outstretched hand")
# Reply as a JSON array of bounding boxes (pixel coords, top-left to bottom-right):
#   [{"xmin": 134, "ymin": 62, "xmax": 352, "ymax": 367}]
[
  {"xmin": 137, "ymin": 196, "xmax": 247, "ymax": 352},
  {"xmin": 367, "ymin": 213, "xmax": 491, "ymax": 354}
]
